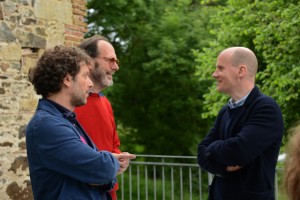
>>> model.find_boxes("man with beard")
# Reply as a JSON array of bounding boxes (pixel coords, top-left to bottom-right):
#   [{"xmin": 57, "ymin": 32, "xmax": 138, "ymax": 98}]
[
  {"xmin": 75, "ymin": 35, "xmax": 134, "ymax": 200},
  {"xmin": 26, "ymin": 45, "xmax": 135, "ymax": 200}
]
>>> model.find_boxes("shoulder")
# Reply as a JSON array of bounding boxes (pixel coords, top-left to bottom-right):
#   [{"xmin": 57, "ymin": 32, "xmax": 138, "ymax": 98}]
[
  {"xmin": 253, "ymin": 92, "xmax": 281, "ymax": 111},
  {"xmin": 100, "ymin": 95, "xmax": 113, "ymax": 107},
  {"xmin": 246, "ymin": 86, "xmax": 281, "ymax": 109},
  {"xmin": 27, "ymin": 108, "xmax": 70, "ymax": 138},
  {"xmin": 246, "ymin": 91, "xmax": 283, "ymax": 127}
]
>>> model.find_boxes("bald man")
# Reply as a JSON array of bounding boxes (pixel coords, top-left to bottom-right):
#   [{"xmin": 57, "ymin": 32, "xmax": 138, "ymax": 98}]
[{"xmin": 197, "ymin": 47, "xmax": 284, "ymax": 200}]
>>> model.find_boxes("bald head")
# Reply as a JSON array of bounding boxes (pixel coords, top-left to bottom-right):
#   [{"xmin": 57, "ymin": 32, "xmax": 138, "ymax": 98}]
[{"xmin": 220, "ymin": 47, "xmax": 258, "ymax": 77}]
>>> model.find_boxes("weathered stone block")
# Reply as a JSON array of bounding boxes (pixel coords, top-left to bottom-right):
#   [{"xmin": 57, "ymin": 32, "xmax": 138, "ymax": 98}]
[
  {"xmin": 28, "ymin": 32, "xmax": 46, "ymax": 48},
  {"xmin": 11, "ymin": 61, "xmax": 21, "ymax": 71},
  {"xmin": 0, "ymin": 22, "xmax": 16, "ymax": 42},
  {"xmin": 3, "ymin": 1, "xmax": 17, "ymax": 15},
  {"xmin": 11, "ymin": 0, "xmax": 31, "ymax": 6},
  {"xmin": 34, "ymin": 0, "xmax": 72, "ymax": 23},
  {"xmin": 0, "ymin": 61, "xmax": 10, "ymax": 71},
  {"xmin": 19, "ymin": 141, "xmax": 26, "ymax": 150},
  {"xmin": 15, "ymin": 29, "xmax": 46, "ymax": 48},
  {"xmin": 0, "ymin": 141, "xmax": 13, "ymax": 147},
  {"xmin": 36, "ymin": 27, "xmax": 46, "ymax": 36},
  {"xmin": 6, "ymin": 181, "xmax": 33, "ymax": 200},
  {"xmin": 18, "ymin": 5, "xmax": 36, "ymax": 25},
  {"xmin": 0, "ymin": 102, "xmax": 10, "ymax": 109},
  {"xmin": 19, "ymin": 125, "xmax": 26, "ymax": 139},
  {"xmin": 0, "ymin": 42, "xmax": 22, "ymax": 60},
  {"xmin": 0, "ymin": 4, "xmax": 3, "ymax": 20},
  {"xmin": 0, "ymin": 87, "xmax": 5, "ymax": 94},
  {"xmin": 21, "ymin": 54, "xmax": 37, "ymax": 73},
  {"xmin": 45, "ymin": 21, "xmax": 65, "ymax": 48},
  {"xmin": 2, "ymin": 82, "xmax": 11, "ymax": 87},
  {"xmin": 20, "ymin": 99, "xmax": 37, "ymax": 112},
  {"xmin": 9, "ymin": 156, "xmax": 28, "ymax": 173},
  {"xmin": 8, "ymin": 15, "xmax": 21, "ymax": 28}
]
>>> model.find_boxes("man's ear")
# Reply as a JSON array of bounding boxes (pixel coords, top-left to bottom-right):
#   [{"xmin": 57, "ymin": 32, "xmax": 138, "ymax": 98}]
[
  {"xmin": 89, "ymin": 59, "xmax": 96, "ymax": 70},
  {"xmin": 238, "ymin": 65, "xmax": 247, "ymax": 77},
  {"xmin": 63, "ymin": 74, "xmax": 73, "ymax": 87}
]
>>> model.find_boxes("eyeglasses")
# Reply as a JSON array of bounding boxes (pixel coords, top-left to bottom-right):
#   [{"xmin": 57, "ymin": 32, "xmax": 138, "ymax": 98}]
[{"xmin": 99, "ymin": 57, "xmax": 119, "ymax": 65}]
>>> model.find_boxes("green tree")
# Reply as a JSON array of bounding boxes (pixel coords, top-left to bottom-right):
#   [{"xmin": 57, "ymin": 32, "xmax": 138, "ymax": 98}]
[
  {"xmin": 194, "ymin": 0, "xmax": 300, "ymax": 137},
  {"xmin": 87, "ymin": 0, "xmax": 219, "ymax": 155}
]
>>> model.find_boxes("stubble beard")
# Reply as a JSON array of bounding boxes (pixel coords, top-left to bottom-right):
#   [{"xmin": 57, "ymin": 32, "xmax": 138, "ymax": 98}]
[
  {"xmin": 71, "ymin": 91, "xmax": 87, "ymax": 107},
  {"xmin": 71, "ymin": 81, "xmax": 88, "ymax": 107}
]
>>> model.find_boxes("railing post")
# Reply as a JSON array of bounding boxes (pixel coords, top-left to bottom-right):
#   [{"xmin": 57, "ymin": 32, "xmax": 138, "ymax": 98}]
[
  {"xmin": 171, "ymin": 166, "xmax": 174, "ymax": 200},
  {"xmin": 145, "ymin": 165, "xmax": 148, "ymax": 200},
  {"xmin": 137, "ymin": 165, "xmax": 140, "ymax": 200},
  {"xmin": 180, "ymin": 166, "xmax": 183, "ymax": 200},
  {"xmin": 198, "ymin": 168, "xmax": 202, "ymax": 200},
  {"xmin": 162, "ymin": 157, "xmax": 165, "ymax": 200},
  {"xmin": 189, "ymin": 167, "xmax": 193, "ymax": 200},
  {"xmin": 129, "ymin": 166, "xmax": 132, "ymax": 200}
]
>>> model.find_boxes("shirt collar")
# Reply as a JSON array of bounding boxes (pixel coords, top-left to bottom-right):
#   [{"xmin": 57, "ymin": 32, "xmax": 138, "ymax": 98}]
[
  {"xmin": 89, "ymin": 92, "xmax": 105, "ymax": 97},
  {"xmin": 228, "ymin": 92, "xmax": 250, "ymax": 109},
  {"xmin": 44, "ymin": 98, "xmax": 76, "ymax": 119}
]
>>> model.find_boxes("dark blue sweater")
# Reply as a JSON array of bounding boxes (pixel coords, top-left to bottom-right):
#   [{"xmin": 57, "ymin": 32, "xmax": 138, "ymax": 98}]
[{"xmin": 197, "ymin": 86, "xmax": 284, "ymax": 200}]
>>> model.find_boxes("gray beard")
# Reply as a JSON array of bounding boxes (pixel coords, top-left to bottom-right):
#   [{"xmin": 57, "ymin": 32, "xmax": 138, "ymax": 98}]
[{"xmin": 91, "ymin": 63, "xmax": 113, "ymax": 89}]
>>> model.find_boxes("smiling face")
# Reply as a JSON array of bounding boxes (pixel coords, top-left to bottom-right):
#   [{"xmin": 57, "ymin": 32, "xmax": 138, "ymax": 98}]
[
  {"xmin": 91, "ymin": 40, "xmax": 119, "ymax": 90},
  {"xmin": 212, "ymin": 49, "xmax": 240, "ymax": 96}
]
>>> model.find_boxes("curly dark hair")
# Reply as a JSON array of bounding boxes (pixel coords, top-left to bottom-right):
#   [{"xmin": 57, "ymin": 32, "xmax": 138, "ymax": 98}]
[
  {"xmin": 29, "ymin": 45, "xmax": 91, "ymax": 98},
  {"xmin": 78, "ymin": 35, "xmax": 109, "ymax": 58}
]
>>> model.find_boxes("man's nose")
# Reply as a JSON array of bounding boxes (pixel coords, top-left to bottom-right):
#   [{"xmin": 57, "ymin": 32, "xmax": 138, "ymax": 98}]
[
  {"xmin": 112, "ymin": 62, "xmax": 119, "ymax": 71},
  {"xmin": 88, "ymin": 77, "xmax": 93, "ymax": 87},
  {"xmin": 212, "ymin": 70, "xmax": 218, "ymax": 78}
]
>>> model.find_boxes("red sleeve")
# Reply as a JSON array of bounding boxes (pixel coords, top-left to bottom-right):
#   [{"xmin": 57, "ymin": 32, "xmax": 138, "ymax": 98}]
[{"xmin": 104, "ymin": 98, "xmax": 121, "ymax": 154}]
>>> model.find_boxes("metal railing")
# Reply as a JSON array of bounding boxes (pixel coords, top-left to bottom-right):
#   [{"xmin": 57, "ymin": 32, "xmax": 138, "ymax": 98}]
[{"xmin": 118, "ymin": 154, "xmax": 283, "ymax": 200}]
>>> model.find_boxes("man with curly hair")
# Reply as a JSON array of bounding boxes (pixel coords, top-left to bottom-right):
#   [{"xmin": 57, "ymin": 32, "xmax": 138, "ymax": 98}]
[{"xmin": 26, "ymin": 45, "xmax": 135, "ymax": 200}]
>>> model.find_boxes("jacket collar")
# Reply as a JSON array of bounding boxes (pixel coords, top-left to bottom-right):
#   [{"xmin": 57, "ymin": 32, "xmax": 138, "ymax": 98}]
[
  {"xmin": 37, "ymin": 98, "xmax": 65, "ymax": 118},
  {"xmin": 36, "ymin": 98, "xmax": 97, "ymax": 149},
  {"xmin": 242, "ymin": 85, "xmax": 260, "ymax": 108}
]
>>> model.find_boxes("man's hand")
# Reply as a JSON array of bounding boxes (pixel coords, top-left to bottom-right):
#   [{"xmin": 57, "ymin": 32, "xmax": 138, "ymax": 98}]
[
  {"xmin": 112, "ymin": 152, "xmax": 136, "ymax": 175},
  {"xmin": 226, "ymin": 165, "xmax": 243, "ymax": 172}
]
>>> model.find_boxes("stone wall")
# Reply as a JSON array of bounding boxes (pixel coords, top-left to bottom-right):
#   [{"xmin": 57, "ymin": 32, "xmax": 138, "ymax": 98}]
[{"xmin": 0, "ymin": 0, "xmax": 87, "ymax": 199}]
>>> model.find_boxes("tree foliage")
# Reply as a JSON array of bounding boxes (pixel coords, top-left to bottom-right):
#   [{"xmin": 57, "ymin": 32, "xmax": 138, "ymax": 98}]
[
  {"xmin": 87, "ymin": 0, "xmax": 218, "ymax": 155},
  {"xmin": 194, "ymin": 0, "xmax": 300, "ymax": 138},
  {"xmin": 86, "ymin": 0, "xmax": 300, "ymax": 155}
]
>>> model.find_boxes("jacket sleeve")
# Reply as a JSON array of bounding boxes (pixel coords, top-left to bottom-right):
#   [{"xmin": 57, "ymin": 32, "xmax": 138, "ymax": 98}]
[
  {"xmin": 31, "ymin": 114, "xmax": 120, "ymax": 185},
  {"xmin": 197, "ymin": 108, "xmax": 228, "ymax": 176},
  {"xmin": 204, "ymin": 101, "xmax": 283, "ymax": 167}
]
